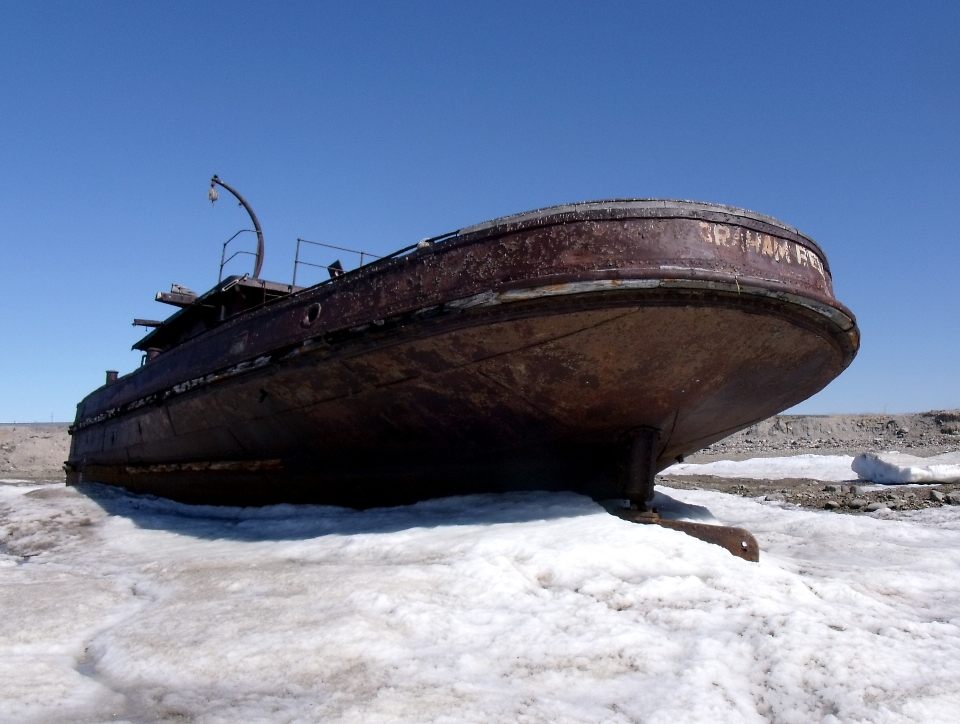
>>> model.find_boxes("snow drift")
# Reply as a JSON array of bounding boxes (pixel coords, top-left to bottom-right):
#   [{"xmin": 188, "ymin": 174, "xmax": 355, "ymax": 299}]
[
  {"xmin": 852, "ymin": 451, "xmax": 960, "ymax": 484},
  {"xmin": 661, "ymin": 454, "xmax": 857, "ymax": 481},
  {"xmin": 662, "ymin": 452, "xmax": 960, "ymax": 485},
  {"xmin": 3, "ymin": 478, "xmax": 960, "ymax": 723}
]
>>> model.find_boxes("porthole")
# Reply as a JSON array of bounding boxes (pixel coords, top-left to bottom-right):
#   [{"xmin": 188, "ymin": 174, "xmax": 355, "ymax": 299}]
[{"xmin": 301, "ymin": 303, "xmax": 321, "ymax": 327}]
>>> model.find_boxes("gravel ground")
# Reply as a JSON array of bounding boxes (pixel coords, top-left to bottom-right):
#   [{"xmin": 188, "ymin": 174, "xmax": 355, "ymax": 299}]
[
  {"xmin": 667, "ymin": 408, "xmax": 960, "ymax": 514},
  {"xmin": 660, "ymin": 473, "xmax": 960, "ymax": 513}
]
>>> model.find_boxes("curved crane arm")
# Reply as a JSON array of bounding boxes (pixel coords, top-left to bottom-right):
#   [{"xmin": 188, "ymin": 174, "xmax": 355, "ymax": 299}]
[{"xmin": 210, "ymin": 175, "xmax": 264, "ymax": 279}]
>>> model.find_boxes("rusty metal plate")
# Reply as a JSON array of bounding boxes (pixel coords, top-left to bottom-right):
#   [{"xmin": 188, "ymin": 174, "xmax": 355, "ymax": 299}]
[{"xmin": 614, "ymin": 509, "xmax": 761, "ymax": 562}]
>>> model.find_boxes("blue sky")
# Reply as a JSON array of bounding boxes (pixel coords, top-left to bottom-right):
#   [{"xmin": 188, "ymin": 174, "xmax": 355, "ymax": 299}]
[{"xmin": 1, "ymin": 1, "xmax": 957, "ymax": 422}]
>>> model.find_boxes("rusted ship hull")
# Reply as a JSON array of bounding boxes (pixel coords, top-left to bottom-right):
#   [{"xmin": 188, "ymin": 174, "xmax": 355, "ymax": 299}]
[{"xmin": 67, "ymin": 200, "xmax": 859, "ymax": 507}]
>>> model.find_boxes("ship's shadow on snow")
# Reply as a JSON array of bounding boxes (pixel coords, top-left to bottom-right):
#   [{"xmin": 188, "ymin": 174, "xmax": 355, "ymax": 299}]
[
  {"xmin": 75, "ymin": 483, "xmax": 717, "ymax": 542},
  {"xmin": 75, "ymin": 483, "xmax": 613, "ymax": 542},
  {"xmin": 650, "ymin": 490, "xmax": 719, "ymax": 523}
]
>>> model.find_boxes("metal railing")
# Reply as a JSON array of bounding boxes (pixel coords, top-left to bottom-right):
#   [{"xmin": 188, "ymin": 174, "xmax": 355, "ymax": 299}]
[
  {"xmin": 218, "ymin": 229, "xmax": 259, "ymax": 282},
  {"xmin": 290, "ymin": 230, "xmax": 462, "ymax": 288},
  {"xmin": 292, "ymin": 238, "xmax": 383, "ymax": 287}
]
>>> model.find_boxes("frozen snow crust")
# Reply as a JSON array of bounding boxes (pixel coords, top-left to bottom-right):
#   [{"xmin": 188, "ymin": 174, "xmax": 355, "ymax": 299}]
[
  {"xmin": 852, "ymin": 452, "xmax": 960, "ymax": 484},
  {"xmin": 663, "ymin": 453, "xmax": 960, "ymax": 485},
  {"xmin": 663, "ymin": 454, "xmax": 858, "ymax": 481},
  {"xmin": 3, "ymin": 481, "xmax": 960, "ymax": 723}
]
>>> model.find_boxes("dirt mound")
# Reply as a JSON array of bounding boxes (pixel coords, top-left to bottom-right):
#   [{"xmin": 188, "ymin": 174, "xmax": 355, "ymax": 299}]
[
  {"xmin": 688, "ymin": 409, "xmax": 960, "ymax": 462},
  {"xmin": 0, "ymin": 424, "xmax": 71, "ymax": 480}
]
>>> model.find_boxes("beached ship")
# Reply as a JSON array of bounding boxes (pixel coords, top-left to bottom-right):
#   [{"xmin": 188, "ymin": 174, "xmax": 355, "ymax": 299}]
[{"xmin": 67, "ymin": 183, "xmax": 859, "ymax": 559}]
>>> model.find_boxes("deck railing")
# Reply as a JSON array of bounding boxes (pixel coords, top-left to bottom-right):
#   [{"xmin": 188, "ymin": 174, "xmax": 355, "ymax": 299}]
[{"xmin": 292, "ymin": 238, "xmax": 383, "ymax": 287}]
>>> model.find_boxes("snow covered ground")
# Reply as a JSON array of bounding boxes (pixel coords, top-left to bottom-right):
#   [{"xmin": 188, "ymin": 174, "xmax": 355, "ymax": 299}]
[
  {"xmin": 3, "ymin": 478, "xmax": 960, "ymax": 723},
  {"xmin": 662, "ymin": 454, "xmax": 859, "ymax": 481},
  {"xmin": 664, "ymin": 452, "xmax": 960, "ymax": 485}
]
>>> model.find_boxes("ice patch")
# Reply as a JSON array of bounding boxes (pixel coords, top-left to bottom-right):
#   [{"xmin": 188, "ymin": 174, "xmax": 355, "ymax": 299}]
[
  {"xmin": 661, "ymin": 454, "xmax": 857, "ymax": 481},
  {"xmin": 853, "ymin": 451, "xmax": 960, "ymax": 484},
  {"xmin": 2, "ymin": 481, "xmax": 960, "ymax": 722}
]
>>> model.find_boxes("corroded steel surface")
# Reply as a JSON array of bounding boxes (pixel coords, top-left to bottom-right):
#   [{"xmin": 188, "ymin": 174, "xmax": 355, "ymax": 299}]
[{"xmin": 67, "ymin": 199, "xmax": 859, "ymax": 508}]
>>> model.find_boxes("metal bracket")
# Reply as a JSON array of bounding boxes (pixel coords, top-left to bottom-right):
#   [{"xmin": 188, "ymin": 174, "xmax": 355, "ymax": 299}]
[{"xmin": 614, "ymin": 508, "xmax": 760, "ymax": 562}]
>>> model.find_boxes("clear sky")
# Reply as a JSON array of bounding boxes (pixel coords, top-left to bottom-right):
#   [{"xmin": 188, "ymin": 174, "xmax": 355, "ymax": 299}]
[{"xmin": 1, "ymin": 1, "xmax": 957, "ymax": 422}]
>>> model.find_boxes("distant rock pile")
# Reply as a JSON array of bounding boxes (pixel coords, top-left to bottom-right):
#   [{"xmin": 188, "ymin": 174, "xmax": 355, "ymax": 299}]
[
  {"xmin": 0, "ymin": 424, "xmax": 71, "ymax": 480},
  {"xmin": 690, "ymin": 410, "xmax": 960, "ymax": 461}
]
